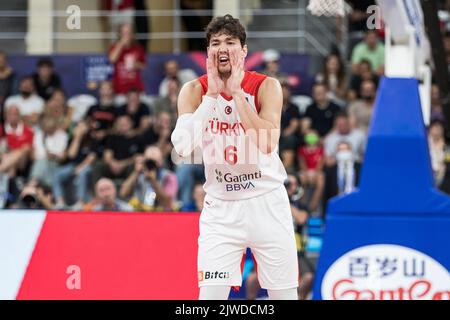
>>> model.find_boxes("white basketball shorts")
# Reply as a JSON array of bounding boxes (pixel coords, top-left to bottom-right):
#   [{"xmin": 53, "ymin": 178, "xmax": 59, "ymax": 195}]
[{"xmin": 197, "ymin": 185, "xmax": 299, "ymax": 290}]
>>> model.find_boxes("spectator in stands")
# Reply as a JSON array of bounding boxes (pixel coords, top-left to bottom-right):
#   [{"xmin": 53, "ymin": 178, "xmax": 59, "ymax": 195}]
[
  {"xmin": 175, "ymin": 163, "xmax": 205, "ymax": 208},
  {"xmin": 323, "ymin": 141, "xmax": 361, "ymax": 214},
  {"xmin": 43, "ymin": 89, "xmax": 74, "ymax": 131},
  {"xmin": 145, "ymin": 111, "xmax": 175, "ymax": 169},
  {"xmin": 5, "ymin": 76, "xmax": 44, "ymax": 128},
  {"xmin": 315, "ymin": 54, "xmax": 347, "ymax": 106},
  {"xmin": 303, "ymin": 83, "xmax": 341, "ymax": 137},
  {"xmin": 116, "ymin": 88, "xmax": 152, "ymax": 136},
  {"xmin": 29, "ymin": 116, "xmax": 69, "ymax": 187},
  {"xmin": 67, "ymin": 93, "xmax": 98, "ymax": 124},
  {"xmin": 181, "ymin": 182, "xmax": 205, "ymax": 212},
  {"xmin": 158, "ymin": 60, "xmax": 197, "ymax": 97},
  {"xmin": 32, "ymin": 58, "xmax": 62, "ymax": 101},
  {"xmin": 345, "ymin": 0, "xmax": 376, "ymax": 33},
  {"xmin": 85, "ymin": 81, "xmax": 117, "ymax": 144},
  {"xmin": 108, "ymin": 23, "xmax": 146, "ymax": 95},
  {"xmin": 153, "ymin": 77, "xmax": 180, "ymax": 124},
  {"xmin": 91, "ymin": 177, "xmax": 133, "ymax": 212},
  {"xmin": 298, "ymin": 131, "xmax": 325, "ymax": 212},
  {"xmin": 280, "ymin": 82, "xmax": 302, "ymax": 173},
  {"xmin": 0, "ymin": 51, "xmax": 18, "ymax": 107},
  {"xmin": 348, "ymin": 59, "xmax": 379, "ymax": 102},
  {"xmin": 0, "ymin": 105, "xmax": 34, "ymax": 175},
  {"xmin": 261, "ymin": 49, "xmax": 288, "ymax": 83},
  {"xmin": 285, "ymin": 174, "xmax": 309, "ymax": 227},
  {"xmin": 16, "ymin": 181, "xmax": 54, "ymax": 210},
  {"xmin": 430, "ymin": 84, "xmax": 445, "ymax": 122},
  {"xmin": 52, "ymin": 121, "xmax": 98, "ymax": 210},
  {"xmin": 428, "ymin": 120, "xmax": 448, "ymax": 187},
  {"xmin": 351, "ymin": 30, "xmax": 385, "ymax": 76},
  {"xmin": 324, "ymin": 112, "xmax": 366, "ymax": 166},
  {"xmin": 139, "ymin": 111, "xmax": 175, "ymax": 159},
  {"xmin": 340, "ymin": 0, "xmax": 376, "ymax": 53},
  {"xmin": 92, "ymin": 115, "xmax": 142, "ymax": 183},
  {"xmin": 120, "ymin": 145, "xmax": 178, "ymax": 211},
  {"xmin": 348, "ymin": 79, "xmax": 377, "ymax": 133},
  {"xmin": 0, "ymin": 106, "xmax": 33, "ymax": 182}
]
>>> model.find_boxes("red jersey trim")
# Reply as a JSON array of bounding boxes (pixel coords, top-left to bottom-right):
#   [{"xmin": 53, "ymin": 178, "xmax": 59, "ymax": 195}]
[
  {"xmin": 198, "ymin": 74, "xmax": 208, "ymax": 96},
  {"xmin": 253, "ymin": 78, "xmax": 265, "ymax": 114}
]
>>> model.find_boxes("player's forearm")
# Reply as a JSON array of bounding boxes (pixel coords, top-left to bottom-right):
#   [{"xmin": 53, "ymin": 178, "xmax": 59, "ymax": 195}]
[
  {"xmin": 171, "ymin": 95, "xmax": 216, "ymax": 157},
  {"xmin": 233, "ymin": 91, "xmax": 280, "ymax": 153}
]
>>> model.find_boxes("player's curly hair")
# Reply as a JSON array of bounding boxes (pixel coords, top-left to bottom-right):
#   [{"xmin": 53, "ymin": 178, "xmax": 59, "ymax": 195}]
[{"xmin": 205, "ymin": 14, "xmax": 246, "ymax": 47}]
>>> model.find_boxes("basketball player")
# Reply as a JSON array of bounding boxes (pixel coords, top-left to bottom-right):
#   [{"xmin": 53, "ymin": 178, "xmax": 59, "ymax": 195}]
[{"xmin": 171, "ymin": 14, "xmax": 299, "ymax": 300}]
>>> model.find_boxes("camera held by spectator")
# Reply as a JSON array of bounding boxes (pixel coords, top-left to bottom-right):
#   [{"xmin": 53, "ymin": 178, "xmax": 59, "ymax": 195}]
[
  {"xmin": 19, "ymin": 182, "xmax": 53, "ymax": 210},
  {"xmin": 120, "ymin": 145, "xmax": 178, "ymax": 211}
]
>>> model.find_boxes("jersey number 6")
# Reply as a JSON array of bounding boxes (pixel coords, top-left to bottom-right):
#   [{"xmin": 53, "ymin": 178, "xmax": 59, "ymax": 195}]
[{"xmin": 224, "ymin": 145, "xmax": 238, "ymax": 165}]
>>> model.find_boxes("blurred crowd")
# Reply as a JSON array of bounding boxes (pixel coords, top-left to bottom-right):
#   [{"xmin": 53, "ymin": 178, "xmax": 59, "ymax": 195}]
[{"xmin": 0, "ymin": 23, "xmax": 186, "ymax": 212}]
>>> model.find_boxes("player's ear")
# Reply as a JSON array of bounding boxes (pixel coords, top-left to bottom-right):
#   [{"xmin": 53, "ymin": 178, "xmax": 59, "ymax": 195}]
[{"xmin": 242, "ymin": 45, "xmax": 248, "ymax": 58}]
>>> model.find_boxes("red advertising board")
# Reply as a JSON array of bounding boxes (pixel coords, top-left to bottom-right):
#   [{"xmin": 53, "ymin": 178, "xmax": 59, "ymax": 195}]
[{"xmin": 0, "ymin": 211, "xmax": 200, "ymax": 299}]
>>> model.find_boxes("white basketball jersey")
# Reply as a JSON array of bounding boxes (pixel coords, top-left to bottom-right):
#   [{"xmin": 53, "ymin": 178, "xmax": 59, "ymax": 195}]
[{"xmin": 198, "ymin": 71, "xmax": 287, "ymax": 201}]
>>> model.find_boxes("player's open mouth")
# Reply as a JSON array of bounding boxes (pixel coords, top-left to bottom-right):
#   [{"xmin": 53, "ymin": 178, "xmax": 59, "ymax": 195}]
[{"xmin": 219, "ymin": 56, "xmax": 229, "ymax": 65}]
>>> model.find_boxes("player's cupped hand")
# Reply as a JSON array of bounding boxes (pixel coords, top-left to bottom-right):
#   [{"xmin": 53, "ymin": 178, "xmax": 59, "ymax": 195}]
[
  {"xmin": 206, "ymin": 48, "xmax": 224, "ymax": 98},
  {"xmin": 227, "ymin": 48, "xmax": 245, "ymax": 96}
]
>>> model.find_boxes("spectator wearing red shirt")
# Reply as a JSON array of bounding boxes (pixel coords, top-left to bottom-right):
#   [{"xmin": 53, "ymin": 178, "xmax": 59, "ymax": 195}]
[
  {"xmin": 108, "ymin": 23, "xmax": 146, "ymax": 96},
  {"xmin": 0, "ymin": 105, "xmax": 34, "ymax": 175},
  {"xmin": 298, "ymin": 131, "xmax": 325, "ymax": 212}
]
